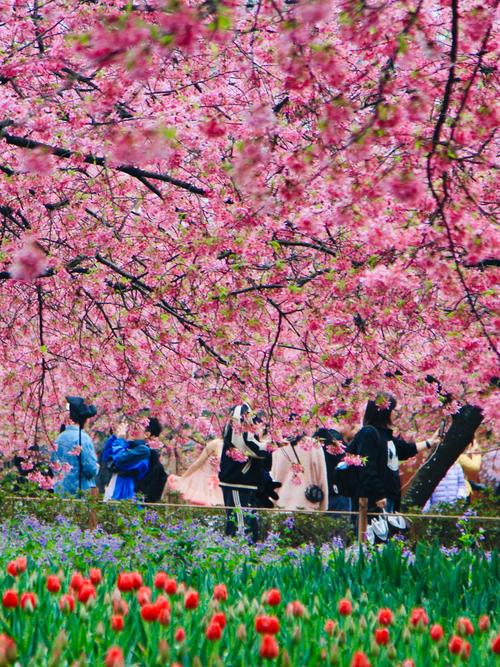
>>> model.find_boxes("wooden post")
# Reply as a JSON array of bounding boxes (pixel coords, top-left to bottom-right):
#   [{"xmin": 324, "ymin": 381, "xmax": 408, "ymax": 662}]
[{"xmin": 358, "ymin": 497, "xmax": 368, "ymax": 543}]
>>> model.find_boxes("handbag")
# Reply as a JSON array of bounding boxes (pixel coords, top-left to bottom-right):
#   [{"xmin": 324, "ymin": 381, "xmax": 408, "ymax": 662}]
[{"xmin": 305, "ymin": 484, "xmax": 324, "ymax": 503}]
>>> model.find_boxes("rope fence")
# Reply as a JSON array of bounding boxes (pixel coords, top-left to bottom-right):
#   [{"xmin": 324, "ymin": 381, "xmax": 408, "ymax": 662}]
[{"xmin": 3, "ymin": 493, "xmax": 499, "ymax": 543}]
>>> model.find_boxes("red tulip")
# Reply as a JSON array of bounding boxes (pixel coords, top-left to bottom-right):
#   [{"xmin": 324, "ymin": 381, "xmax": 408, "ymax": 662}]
[
  {"xmin": 338, "ymin": 598, "xmax": 352, "ymax": 616},
  {"xmin": 206, "ymin": 622, "xmax": 222, "ymax": 641},
  {"xmin": 184, "ymin": 590, "xmax": 199, "ymax": 610},
  {"xmin": 164, "ymin": 578, "xmax": 177, "ymax": 595},
  {"xmin": 286, "ymin": 600, "xmax": 305, "ymax": 617},
  {"xmin": 15, "ymin": 558, "xmax": 27, "ymax": 574},
  {"xmin": 59, "ymin": 594, "xmax": 75, "ymax": 613},
  {"xmin": 158, "ymin": 607, "xmax": 171, "ymax": 626},
  {"xmin": 137, "ymin": 586, "xmax": 152, "ymax": 606},
  {"xmin": 324, "ymin": 619, "xmax": 336, "ymax": 636},
  {"xmin": 154, "ymin": 572, "xmax": 168, "ymax": 589},
  {"xmin": 6, "ymin": 562, "xmax": 18, "ymax": 578},
  {"xmin": 89, "ymin": 568, "xmax": 102, "ymax": 586},
  {"xmin": 141, "ymin": 603, "xmax": 160, "ymax": 622},
  {"xmin": 174, "ymin": 627, "xmax": 186, "ymax": 643},
  {"xmin": 350, "ymin": 651, "xmax": 371, "ymax": 667},
  {"xmin": 260, "ymin": 634, "xmax": 279, "ymax": 660},
  {"xmin": 117, "ymin": 573, "xmax": 134, "ymax": 592},
  {"xmin": 104, "ymin": 646, "xmax": 124, "ymax": 667},
  {"xmin": 70, "ymin": 573, "xmax": 84, "ymax": 592},
  {"xmin": 213, "ymin": 583, "xmax": 228, "ymax": 601},
  {"xmin": 155, "ymin": 595, "xmax": 170, "ymax": 612},
  {"xmin": 491, "ymin": 635, "xmax": 500, "ymax": 654},
  {"xmin": 456, "ymin": 617, "xmax": 474, "ymax": 636},
  {"xmin": 77, "ymin": 584, "xmax": 96, "ymax": 604},
  {"xmin": 377, "ymin": 608, "xmax": 394, "ymax": 626},
  {"xmin": 131, "ymin": 572, "xmax": 143, "ymax": 589},
  {"xmin": 111, "ymin": 615, "xmax": 124, "ymax": 632},
  {"xmin": 375, "ymin": 627, "xmax": 389, "ymax": 645},
  {"xmin": 430, "ymin": 624, "xmax": 444, "ymax": 641},
  {"xmin": 265, "ymin": 589, "xmax": 281, "ymax": 606},
  {"xmin": 46, "ymin": 575, "xmax": 61, "ymax": 593},
  {"xmin": 2, "ymin": 591, "xmax": 18, "ymax": 609},
  {"xmin": 112, "ymin": 597, "xmax": 129, "ymax": 616},
  {"xmin": 20, "ymin": 592, "xmax": 36, "ymax": 611},
  {"xmin": 410, "ymin": 607, "xmax": 428, "ymax": 627},
  {"xmin": 211, "ymin": 612, "xmax": 226, "ymax": 630},
  {"xmin": 402, "ymin": 661, "xmax": 415, "ymax": 667},
  {"xmin": 449, "ymin": 635, "xmax": 470, "ymax": 657},
  {"xmin": 478, "ymin": 614, "xmax": 490, "ymax": 632},
  {"xmin": 255, "ymin": 615, "xmax": 280, "ymax": 635},
  {"xmin": 0, "ymin": 633, "xmax": 16, "ymax": 664}
]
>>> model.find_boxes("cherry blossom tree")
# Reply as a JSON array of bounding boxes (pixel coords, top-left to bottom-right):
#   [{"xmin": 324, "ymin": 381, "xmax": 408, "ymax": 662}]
[{"xmin": 0, "ymin": 0, "xmax": 497, "ymax": 500}]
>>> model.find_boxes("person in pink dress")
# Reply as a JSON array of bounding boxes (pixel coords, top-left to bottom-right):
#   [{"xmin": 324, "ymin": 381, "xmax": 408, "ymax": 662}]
[
  {"xmin": 165, "ymin": 438, "xmax": 223, "ymax": 506},
  {"xmin": 271, "ymin": 435, "xmax": 328, "ymax": 511}
]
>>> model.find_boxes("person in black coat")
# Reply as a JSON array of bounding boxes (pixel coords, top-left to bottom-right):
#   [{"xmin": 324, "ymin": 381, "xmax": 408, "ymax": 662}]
[
  {"xmin": 352, "ymin": 394, "xmax": 439, "ymax": 514},
  {"xmin": 314, "ymin": 427, "xmax": 351, "ymax": 513},
  {"xmin": 219, "ymin": 403, "xmax": 280, "ymax": 541}
]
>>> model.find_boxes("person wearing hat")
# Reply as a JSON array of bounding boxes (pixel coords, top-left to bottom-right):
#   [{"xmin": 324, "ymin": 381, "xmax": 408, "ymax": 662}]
[
  {"xmin": 102, "ymin": 413, "xmax": 167, "ymax": 503},
  {"xmin": 219, "ymin": 403, "xmax": 281, "ymax": 541},
  {"xmin": 52, "ymin": 397, "xmax": 99, "ymax": 495}
]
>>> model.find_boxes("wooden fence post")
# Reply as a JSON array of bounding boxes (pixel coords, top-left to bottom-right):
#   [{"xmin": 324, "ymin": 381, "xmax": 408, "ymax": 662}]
[{"xmin": 358, "ymin": 497, "xmax": 368, "ymax": 543}]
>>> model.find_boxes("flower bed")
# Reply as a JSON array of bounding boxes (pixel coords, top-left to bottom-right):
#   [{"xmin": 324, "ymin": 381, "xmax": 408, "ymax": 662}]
[{"xmin": 0, "ymin": 520, "xmax": 498, "ymax": 666}]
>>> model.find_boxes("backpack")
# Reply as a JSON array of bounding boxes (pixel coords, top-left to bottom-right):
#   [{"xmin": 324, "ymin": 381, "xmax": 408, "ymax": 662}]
[
  {"xmin": 135, "ymin": 449, "xmax": 167, "ymax": 503},
  {"xmin": 331, "ymin": 426, "xmax": 379, "ymax": 497}
]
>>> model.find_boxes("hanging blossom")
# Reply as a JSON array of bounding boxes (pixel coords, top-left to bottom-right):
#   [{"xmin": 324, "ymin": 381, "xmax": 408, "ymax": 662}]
[
  {"xmin": 298, "ymin": 437, "xmax": 320, "ymax": 452},
  {"xmin": 8, "ymin": 239, "xmax": 48, "ymax": 281},
  {"xmin": 343, "ymin": 454, "xmax": 366, "ymax": 467},
  {"xmin": 291, "ymin": 463, "xmax": 304, "ymax": 486},
  {"xmin": 325, "ymin": 442, "xmax": 346, "ymax": 456},
  {"xmin": 226, "ymin": 448, "xmax": 248, "ymax": 463}
]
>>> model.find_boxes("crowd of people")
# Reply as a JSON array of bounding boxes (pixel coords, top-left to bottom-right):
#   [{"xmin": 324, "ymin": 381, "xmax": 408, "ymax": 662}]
[{"xmin": 9, "ymin": 393, "xmax": 499, "ymax": 542}]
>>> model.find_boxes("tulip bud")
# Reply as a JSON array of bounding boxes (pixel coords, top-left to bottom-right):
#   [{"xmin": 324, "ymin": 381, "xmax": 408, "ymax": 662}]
[
  {"xmin": 402, "ymin": 627, "xmax": 411, "ymax": 644},
  {"xmin": 54, "ymin": 631, "xmax": 67, "ymax": 650},
  {"xmin": 192, "ymin": 657, "xmax": 202, "ymax": 667},
  {"xmin": 358, "ymin": 615, "xmax": 367, "ymax": 632},
  {"xmin": 344, "ymin": 617, "xmax": 355, "ymax": 634},
  {"xmin": 292, "ymin": 626, "xmax": 301, "ymax": 643},
  {"xmin": 337, "ymin": 630, "xmax": 346, "ymax": 646},
  {"xmin": 281, "ymin": 650, "xmax": 292, "ymax": 666},
  {"xmin": 95, "ymin": 622, "xmax": 105, "ymax": 637},
  {"xmin": 236, "ymin": 624, "xmax": 247, "ymax": 641},
  {"xmin": 235, "ymin": 601, "xmax": 246, "ymax": 615},
  {"xmin": 158, "ymin": 640, "xmax": 169, "ymax": 664},
  {"xmin": 370, "ymin": 639, "xmax": 380, "ymax": 657},
  {"xmin": 329, "ymin": 645, "xmax": 339, "ymax": 664},
  {"xmin": 387, "ymin": 643, "xmax": 397, "ymax": 659}
]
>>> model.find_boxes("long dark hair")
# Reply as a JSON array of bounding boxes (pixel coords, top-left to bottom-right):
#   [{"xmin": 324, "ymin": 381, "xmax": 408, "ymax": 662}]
[{"xmin": 363, "ymin": 394, "xmax": 397, "ymax": 428}]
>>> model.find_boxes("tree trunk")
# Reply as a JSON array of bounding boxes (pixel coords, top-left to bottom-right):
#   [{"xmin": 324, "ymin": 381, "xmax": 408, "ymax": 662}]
[{"xmin": 402, "ymin": 405, "xmax": 483, "ymax": 509}]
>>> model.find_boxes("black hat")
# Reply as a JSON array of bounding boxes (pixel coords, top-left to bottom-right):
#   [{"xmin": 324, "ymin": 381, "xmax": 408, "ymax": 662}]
[{"xmin": 66, "ymin": 396, "xmax": 97, "ymax": 423}]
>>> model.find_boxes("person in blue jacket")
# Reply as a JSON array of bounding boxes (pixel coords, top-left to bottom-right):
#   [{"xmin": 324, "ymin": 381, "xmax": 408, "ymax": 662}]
[
  {"xmin": 103, "ymin": 414, "xmax": 166, "ymax": 502},
  {"xmin": 52, "ymin": 398, "xmax": 99, "ymax": 495}
]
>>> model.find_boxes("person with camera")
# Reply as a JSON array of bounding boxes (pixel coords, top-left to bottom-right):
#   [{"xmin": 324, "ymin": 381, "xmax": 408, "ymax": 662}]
[
  {"xmin": 102, "ymin": 412, "xmax": 166, "ymax": 503},
  {"xmin": 52, "ymin": 396, "xmax": 99, "ymax": 495}
]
